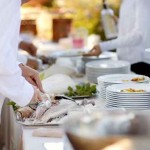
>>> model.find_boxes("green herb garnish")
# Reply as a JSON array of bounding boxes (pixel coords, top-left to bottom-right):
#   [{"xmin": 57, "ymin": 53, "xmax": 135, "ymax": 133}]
[
  {"xmin": 65, "ymin": 83, "xmax": 96, "ymax": 97},
  {"xmin": 7, "ymin": 101, "xmax": 20, "ymax": 111},
  {"xmin": 39, "ymin": 72, "xmax": 45, "ymax": 80}
]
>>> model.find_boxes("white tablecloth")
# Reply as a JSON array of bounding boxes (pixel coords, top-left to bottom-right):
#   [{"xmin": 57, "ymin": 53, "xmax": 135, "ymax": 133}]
[{"xmin": 22, "ymin": 127, "xmax": 63, "ymax": 150}]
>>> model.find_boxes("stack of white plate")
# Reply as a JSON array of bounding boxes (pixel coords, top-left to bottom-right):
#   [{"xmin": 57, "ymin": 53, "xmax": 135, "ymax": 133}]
[
  {"xmin": 106, "ymin": 84, "xmax": 150, "ymax": 110},
  {"xmin": 86, "ymin": 60, "xmax": 130, "ymax": 83},
  {"xmin": 97, "ymin": 74, "xmax": 150, "ymax": 100}
]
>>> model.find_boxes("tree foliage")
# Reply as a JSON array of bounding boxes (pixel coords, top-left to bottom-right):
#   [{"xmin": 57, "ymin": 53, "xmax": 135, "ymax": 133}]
[{"xmin": 53, "ymin": 0, "xmax": 121, "ymax": 40}]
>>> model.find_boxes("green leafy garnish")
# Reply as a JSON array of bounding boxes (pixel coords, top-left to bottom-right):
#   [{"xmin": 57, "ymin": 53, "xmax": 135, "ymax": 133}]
[
  {"xmin": 39, "ymin": 72, "xmax": 45, "ymax": 80},
  {"xmin": 7, "ymin": 101, "xmax": 20, "ymax": 111},
  {"xmin": 65, "ymin": 83, "xmax": 96, "ymax": 97}
]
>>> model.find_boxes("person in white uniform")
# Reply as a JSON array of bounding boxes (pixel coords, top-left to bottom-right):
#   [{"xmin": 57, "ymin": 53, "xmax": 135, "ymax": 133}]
[
  {"xmin": 19, "ymin": 40, "xmax": 37, "ymax": 56},
  {"xmin": 85, "ymin": 0, "xmax": 150, "ymax": 76},
  {"xmin": 0, "ymin": 0, "xmax": 44, "ymax": 116},
  {"xmin": 18, "ymin": 40, "xmax": 40, "ymax": 69},
  {"xmin": 0, "ymin": 0, "xmax": 44, "ymax": 149}
]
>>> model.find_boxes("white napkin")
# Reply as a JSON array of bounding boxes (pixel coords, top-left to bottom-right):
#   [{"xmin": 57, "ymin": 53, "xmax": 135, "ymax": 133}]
[{"xmin": 42, "ymin": 74, "xmax": 75, "ymax": 94}]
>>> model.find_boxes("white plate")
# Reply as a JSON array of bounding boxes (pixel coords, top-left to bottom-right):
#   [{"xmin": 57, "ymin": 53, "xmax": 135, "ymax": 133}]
[
  {"xmin": 106, "ymin": 93, "xmax": 150, "ymax": 97},
  {"xmin": 106, "ymin": 102, "xmax": 149, "ymax": 106},
  {"xmin": 120, "ymin": 108, "xmax": 149, "ymax": 110},
  {"xmin": 118, "ymin": 105, "xmax": 149, "ymax": 108},
  {"xmin": 98, "ymin": 82, "xmax": 114, "ymax": 86},
  {"xmin": 119, "ymin": 102, "xmax": 150, "ymax": 105},
  {"xmin": 106, "ymin": 94, "xmax": 150, "ymax": 99},
  {"xmin": 105, "ymin": 104, "xmax": 149, "ymax": 109},
  {"xmin": 106, "ymin": 84, "xmax": 150, "ymax": 93},
  {"xmin": 97, "ymin": 74, "xmax": 149, "ymax": 84},
  {"xmin": 82, "ymin": 54, "xmax": 111, "ymax": 62},
  {"xmin": 106, "ymin": 95, "xmax": 150, "ymax": 100},
  {"xmin": 108, "ymin": 99, "xmax": 149, "ymax": 102},
  {"xmin": 105, "ymin": 104, "xmax": 118, "ymax": 107},
  {"xmin": 106, "ymin": 98, "xmax": 150, "ymax": 102},
  {"xmin": 105, "ymin": 100, "xmax": 118, "ymax": 103},
  {"xmin": 118, "ymin": 95, "xmax": 150, "ymax": 98},
  {"xmin": 86, "ymin": 60, "xmax": 130, "ymax": 69},
  {"xmin": 86, "ymin": 69, "xmax": 130, "ymax": 73},
  {"xmin": 119, "ymin": 103, "xmax": 149, "ymax": 106},
  {"xmin": 106, "ymin": 93, "xmax": 150, "ymax": 98}
]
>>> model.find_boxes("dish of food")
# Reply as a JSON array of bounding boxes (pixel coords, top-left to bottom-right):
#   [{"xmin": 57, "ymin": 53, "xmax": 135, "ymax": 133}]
[
  {"xmin": 98, "ymin": 74, "xmax": 149, "ymax": 84},
  {"xmin": 122, "ymin": 76, "xmax": 146, "ymax": 83},
  {"xmin": 121, "ymin": 88, "xmax": 145, "ymax": 93},
  {"xmin": 131, "ymin": 76, "xmax": 145, "ymax": 82}
]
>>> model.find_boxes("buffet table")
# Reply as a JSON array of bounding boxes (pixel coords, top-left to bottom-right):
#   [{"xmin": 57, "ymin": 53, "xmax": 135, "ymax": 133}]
[
  {"xmin": 1, "ymin": 96, "xmax": 105, "ymax": 150},
  {"xmin": 2, "ymin": 100, "xmax": 150, "ymax": 150}
]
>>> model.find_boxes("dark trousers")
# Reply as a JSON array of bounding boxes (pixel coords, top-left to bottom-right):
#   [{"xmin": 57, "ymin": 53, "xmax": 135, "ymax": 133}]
[{"xmin": 131, "ymin": 62, "xmax": 150, "ymax": 77}]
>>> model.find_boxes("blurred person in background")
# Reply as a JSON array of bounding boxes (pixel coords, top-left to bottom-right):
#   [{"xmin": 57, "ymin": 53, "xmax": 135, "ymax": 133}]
[
  {"xmin": 85, "ymin": 0, "xmax": 150, "ymax": 77},
  {"xmin": 19, "ymin": 40, "xmax": 37, "ymax": 56},
  {"xmin": 18, "ymin": 40, "xmax": 39, "ymax": 69},
  {"xmin": 22, "ymin": 0, "xmax": 48, "ymax": 6}
]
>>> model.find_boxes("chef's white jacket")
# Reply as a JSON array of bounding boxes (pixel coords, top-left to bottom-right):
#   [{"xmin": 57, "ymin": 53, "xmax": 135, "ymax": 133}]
[
  {"xmin": 17, "ymin": 37, "xmax": 28, "ymax": 65},
  {"xmin": 0, "ymin": 0, "xmax": 34, "ymax": 116},
  {"xmin": 100, "ymin": 0, "xmax": 150, "ymax": 64},
  {"xmin": 17, "ymin": 52, "xmax": 28, "ymax": 64}
]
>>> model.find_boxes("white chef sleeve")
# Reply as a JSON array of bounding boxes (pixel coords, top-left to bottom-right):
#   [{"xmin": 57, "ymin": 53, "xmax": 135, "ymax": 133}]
[
  {"xmin": 0, "ymin": 0, "xmax": 34, "ymax": 106},
  {"xmin": 100, "ymin": 1, "xmax": 143, "ymax": 51},
  {"xmin": 17, "ymin": 52, "xmax": 28, "ymax": 65},
  {"xmin": 18, "ymin": 37, "xmax": 23, "ymax": 44}
]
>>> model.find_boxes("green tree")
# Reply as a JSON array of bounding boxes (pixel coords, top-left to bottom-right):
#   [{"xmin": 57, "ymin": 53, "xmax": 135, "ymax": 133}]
[{"xmin": 53, "ymin": 0, "xmax": 120, "ymax": 40}]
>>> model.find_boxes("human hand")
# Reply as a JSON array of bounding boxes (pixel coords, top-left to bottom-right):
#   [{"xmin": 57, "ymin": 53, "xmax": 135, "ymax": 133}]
[
  {"xmin": 83, "ymin": 45, "xmax": 102, "ymax": 56},
  {"xmin": 30, "ymin": 86, "xmax": 42, "ymax": 104},
  {"xmin": 19, "ymin": 41, "xmax": 37, "ymax": 56},
  {"xmin": 26, "ymin": 58, "xmax": 39, "ymax": 70},
  {"xmin": 19, "ymin": 64, "xmax": 45, "ymax": 93}
]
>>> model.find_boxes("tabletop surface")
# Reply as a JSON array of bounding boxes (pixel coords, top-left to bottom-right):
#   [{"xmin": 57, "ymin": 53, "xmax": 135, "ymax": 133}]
[{"xmin": 22, "ymin": 127, "xmax": 63, "ymax": 150}]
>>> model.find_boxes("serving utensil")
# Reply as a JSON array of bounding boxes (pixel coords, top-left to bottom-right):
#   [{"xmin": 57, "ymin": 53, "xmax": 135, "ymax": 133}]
[{"xmin": 55, "ymin": 95, "xmax": 79, "ymax": 105}]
